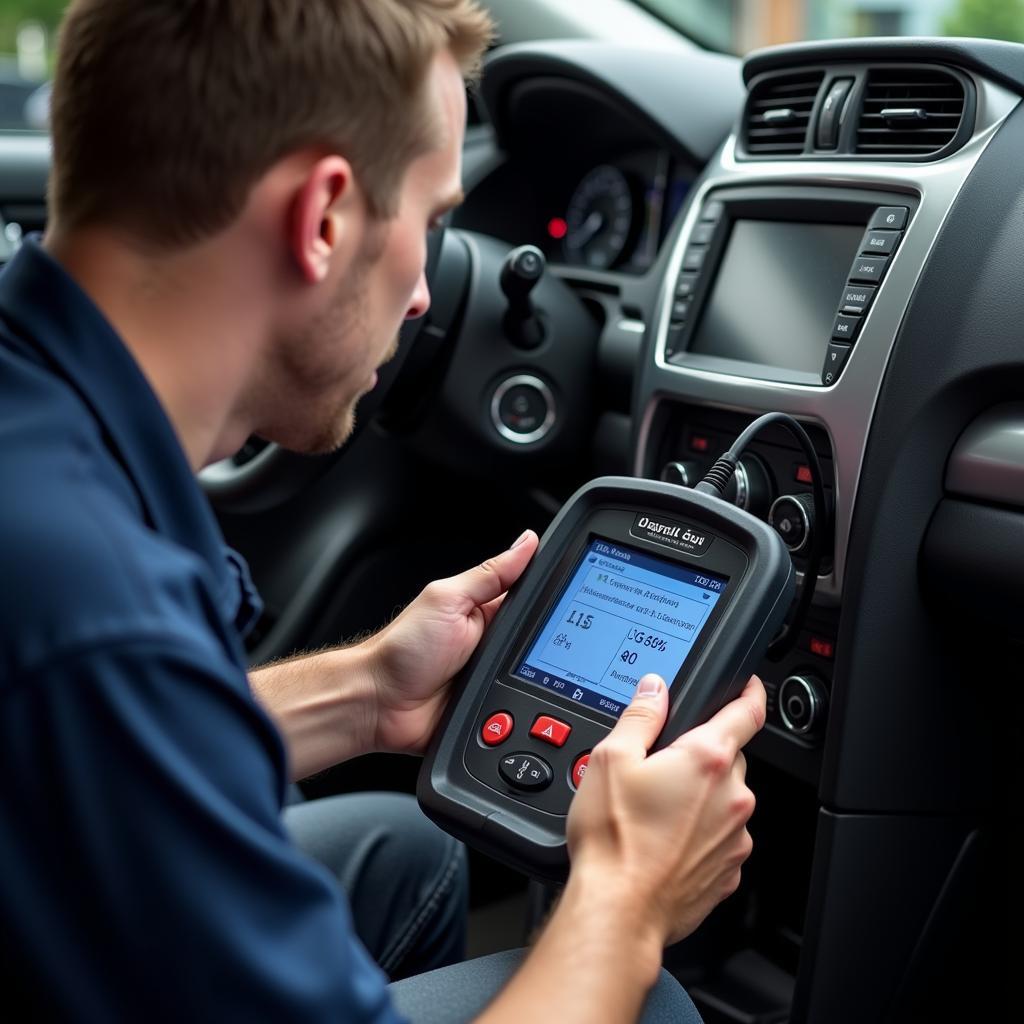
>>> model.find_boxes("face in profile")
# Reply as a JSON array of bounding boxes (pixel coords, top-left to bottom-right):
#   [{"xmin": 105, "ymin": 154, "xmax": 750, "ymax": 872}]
[{"xmin": 263, "ymin": 50, "xmax": 467, "ymax": 455}]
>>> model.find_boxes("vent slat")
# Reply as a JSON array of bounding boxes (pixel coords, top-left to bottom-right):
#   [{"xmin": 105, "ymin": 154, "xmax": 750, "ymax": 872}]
[
  {"xmin": 751, "ymin": 98, "xmax": 817, "ymax": 109},
  {"xmin": 744, "ymin": 71, "xmax": 823, "ymax": 155},
  {"xmin": 855, "ymin": 68, "xmax": 966, "ymax": 157}
]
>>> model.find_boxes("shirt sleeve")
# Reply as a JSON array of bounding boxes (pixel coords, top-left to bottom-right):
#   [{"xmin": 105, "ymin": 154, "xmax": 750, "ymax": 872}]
[{"xmin": 0, "ymin": 632, "xmax": 407, "ymax": 1024}]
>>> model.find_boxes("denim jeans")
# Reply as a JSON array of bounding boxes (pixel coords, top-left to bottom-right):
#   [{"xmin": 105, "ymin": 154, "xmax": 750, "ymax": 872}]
[
  {"xmin": 286, "ymin": 792, "xmax": 702, "ymax": 1023},
  {"xmin": 285, "ymin": 791, "xmax": 468, "ymax": 981}
]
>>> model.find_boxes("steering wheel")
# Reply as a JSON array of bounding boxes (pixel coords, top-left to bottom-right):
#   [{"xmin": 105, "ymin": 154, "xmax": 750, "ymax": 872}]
[{"xmin": 201, "ymin": 224, "xmax": 603, "ymax": 513}]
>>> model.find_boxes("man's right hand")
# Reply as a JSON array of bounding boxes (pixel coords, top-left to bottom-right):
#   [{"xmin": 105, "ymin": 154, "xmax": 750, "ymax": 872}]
[{"xmin": 566, "ymin": 673, "xmax": 766, "ymax": 947}]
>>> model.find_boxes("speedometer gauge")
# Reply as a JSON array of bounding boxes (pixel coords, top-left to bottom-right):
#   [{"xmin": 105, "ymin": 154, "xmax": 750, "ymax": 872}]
[{"xmin": 563, "ymin": 165, "xmax": 635, "ymax": 270}]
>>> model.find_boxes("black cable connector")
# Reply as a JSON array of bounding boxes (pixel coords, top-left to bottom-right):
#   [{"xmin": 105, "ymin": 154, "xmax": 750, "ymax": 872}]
[
  {"xmin": 696, "ymin": 412, "xmax": 830, "ymax": 660},
  {"xmin": 694, "ymin": 454, "xmax": 738, "ymax": 498}
]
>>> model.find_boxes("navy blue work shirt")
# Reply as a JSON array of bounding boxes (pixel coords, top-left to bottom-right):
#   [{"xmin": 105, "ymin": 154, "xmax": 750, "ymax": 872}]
[{"xmin": 0, "ymin": 240, "xmax": 404, "ymax": 1022}]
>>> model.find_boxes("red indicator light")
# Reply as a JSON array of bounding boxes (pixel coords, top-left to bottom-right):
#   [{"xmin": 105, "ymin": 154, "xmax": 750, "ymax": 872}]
[
  {"xmin": 690, "ymin": 435, "xmax": 710, "ymax": 453},
  {"xmin": 547, "ymin": 217, "xmax": 568, "ymax": 240},
  {"xmin": 796, "ymin": 465, "xmax": 814, "ymax": 485},
  {"xmin": 809, "ymin": 637, "xmax": 835, "ymax": 659}
]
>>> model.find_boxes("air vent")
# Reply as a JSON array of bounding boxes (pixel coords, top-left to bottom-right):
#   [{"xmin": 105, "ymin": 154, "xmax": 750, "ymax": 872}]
[
  {"xmin": 855, "ymin": 68, "xmax": 966, "ymax": 157},
  {"xmin": 744, "ymin": 71, "xmax": 824, "ymax": 155}
]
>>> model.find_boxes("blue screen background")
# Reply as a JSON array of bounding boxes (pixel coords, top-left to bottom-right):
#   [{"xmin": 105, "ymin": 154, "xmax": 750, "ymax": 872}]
[{"xmin": 514, "ymin": 538, "xmax": 727, "ymax": 717}]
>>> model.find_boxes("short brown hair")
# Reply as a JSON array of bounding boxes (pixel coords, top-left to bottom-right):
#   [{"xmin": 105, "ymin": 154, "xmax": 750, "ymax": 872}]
[{"xmin": 48, "ymin": 0, "xmax": 493, "ymax": 247}]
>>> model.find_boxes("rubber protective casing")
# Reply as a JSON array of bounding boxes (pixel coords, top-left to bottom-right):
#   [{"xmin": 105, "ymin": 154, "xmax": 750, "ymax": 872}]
[{"xmin": 417, "ymin": 477, "xmax": 795, "ymax": 881}]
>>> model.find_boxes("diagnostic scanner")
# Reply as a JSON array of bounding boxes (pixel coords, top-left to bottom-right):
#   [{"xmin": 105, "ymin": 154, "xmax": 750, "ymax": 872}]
[{"xmin": 418, "ymin": 476, "xmax": 795, "ymax": 881}]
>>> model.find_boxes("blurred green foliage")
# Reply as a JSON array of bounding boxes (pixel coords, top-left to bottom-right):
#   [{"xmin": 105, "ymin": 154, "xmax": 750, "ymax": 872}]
[
  {"xmin": 0, "ymin": 0, "xmax": 66, "ymax": 64},
  {"xmin": 942, "ymin": 0, "xmax": 1024, "ymax": 41}
]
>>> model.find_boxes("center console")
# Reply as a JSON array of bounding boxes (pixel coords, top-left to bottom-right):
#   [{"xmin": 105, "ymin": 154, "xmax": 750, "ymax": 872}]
[
  {"xmin": 633, "ymin": 71, "xmax": 1018, "ymax": 785},
  {"xmin": 629, "ymin": 46, "xmax": 1022, "ymax": 1024}
]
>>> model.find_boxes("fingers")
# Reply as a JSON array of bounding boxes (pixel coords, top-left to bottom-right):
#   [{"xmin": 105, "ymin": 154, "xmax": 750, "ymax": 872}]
[
  {"xmin": 598, "ymin": 674, "xmax": 669, "ymax": 759},
  {"xmin": 675, "ymin": 675, "xmax": 766, "ymax": 756},
  {"xmin": 431, "ymin": 530, "xmax": 539, "ymax": 612}
]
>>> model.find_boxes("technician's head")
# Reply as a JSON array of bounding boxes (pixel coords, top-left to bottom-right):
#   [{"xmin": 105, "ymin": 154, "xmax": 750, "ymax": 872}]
[{"xmin": 46, "ymin": 0, "xmax": 494, "ymax": 454}]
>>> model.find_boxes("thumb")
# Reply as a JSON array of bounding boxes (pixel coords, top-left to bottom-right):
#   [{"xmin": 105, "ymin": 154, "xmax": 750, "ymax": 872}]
[
  {"xmin": 604, "ymin": 674, "xmax": 668, "ymax": 758},
  {"xmin": 434, "ymin": 529, "xmax": 539, "ymax": 612}
]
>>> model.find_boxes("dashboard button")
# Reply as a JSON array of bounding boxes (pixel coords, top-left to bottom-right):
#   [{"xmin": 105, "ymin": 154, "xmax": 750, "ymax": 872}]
[
  {"xmin": 700, "ymin": 200, "xmax": 724, "ymax": 222},
  {"xmin": 481, "ymin": 712, "xmax": 514, "ymax": 746},
  {"xmin": 675, "ymin": 274, "xmax": 697, "ymax": 299},
  {"xmin": 571, "ymin": 753, "xmax": 590, "ymax": 789},
  {"xmin": 822, "ymin": 342, "xmax": 852, "ymax": 385},
  {"xmin": 530, "ymin": 715, "xmax": 571, "ymax": 747},
  {"xmin": 860, "ymin": 229, "xmax": 900, "ymax": 256},
  {"xmin": 499, "ymin": 752, "xmax": 553, "ymax": 792},
  {"xmin": 778, "ymin": 676, "xmax": 827, "ymax": 737},
  {"xmin": 491, "ymin": 375, "xmax": 555, "ymax": 445},
  {"xmin": 849, "ymin": 255, "xmax": 888, "ymax": 283},
  {"xmin": 869, "ymin": 206, "xmax": 909, "ymax": 231},
  {"xmin": 690, "ymin": 222, "xmax": 715, "ymax": 245},
  {"xmin": 769, "ymin": 494, "xmax": 815, "ymax": 555},
  {"xmin": 671, "ymin": 300, "xmax": 690, "ymax": 323},
  {"xmin": 682, "ymin": 247, "xmax": 706, "ymax": 271},
  {"xmin": 840, "ymin": 284, "xmax": 876, "ymax": 315},
  {"xmin": 831, "ymin": 314, "xmax": 862, "ymax": 342}
]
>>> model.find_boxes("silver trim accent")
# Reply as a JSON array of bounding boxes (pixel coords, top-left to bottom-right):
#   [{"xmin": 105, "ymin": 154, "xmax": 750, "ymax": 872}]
[
  {"xmin": 491, "ymin": 374, "xmax": 557, "ymax": 445},
  {"xmin": 636, "ymin": 73, "xmax": 1019, "ymax": 605},
  {"xmin": 732, "ymin": 459, "xmax": 750, "ymax": 510},
  {"xmin": 779, "ymin": 675, "xmax": 822, "ymax": 736},
  {"xmin": 769, "ymin": 494, "xmax": 812, "ymax": 555},
  {"xmin": 617, "ymin": 318, "xmax": 646, "ymax": 334},
  {"xmin": 660, "ymin": 460, "xmax": 695, "ymax": 487},
  {"xmin": 946, "ymin": 402, "xmax": 1024, "ymax": 508}
]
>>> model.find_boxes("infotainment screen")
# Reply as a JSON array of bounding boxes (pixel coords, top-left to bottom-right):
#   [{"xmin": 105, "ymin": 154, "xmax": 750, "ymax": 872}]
[
  {"xmin": 688, "ymin": 219, "xmax": 864, "ymax": 373},
  {"xmin": 513, "ymin": 538, "xmax": 728, "ymax": 717}
]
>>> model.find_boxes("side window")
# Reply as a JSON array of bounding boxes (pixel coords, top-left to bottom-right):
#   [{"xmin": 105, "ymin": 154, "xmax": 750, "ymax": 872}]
[{"xmin": 0, "ymin": 0, "xmax": 66, "ymax": 130}]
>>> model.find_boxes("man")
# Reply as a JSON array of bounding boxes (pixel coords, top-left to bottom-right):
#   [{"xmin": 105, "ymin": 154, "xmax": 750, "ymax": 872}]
[{"xmin": 0, "ymin": 1, "xmax": 764, "ymax": 1020}]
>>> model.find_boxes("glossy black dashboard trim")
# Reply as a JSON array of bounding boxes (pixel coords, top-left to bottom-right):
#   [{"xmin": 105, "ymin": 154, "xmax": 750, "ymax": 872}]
[{"xmin": 482, "ymin": 40, "xmax": 745, "ymax": 167}]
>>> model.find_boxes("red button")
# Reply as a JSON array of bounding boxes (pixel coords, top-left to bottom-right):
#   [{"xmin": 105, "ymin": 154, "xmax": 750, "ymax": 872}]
[
  {"xmin": 795, "ymin": 464, "xmax": 814, "ymax": 485},
  {"xmin": 530, "ymin": 715, "xmax": 571, "ymax": 747},
  {"xmin": 809, "ymin": 636, "xmax": 835, "ymax": 659},
  {"xmin": 689, "ymin": 434, "xmax": 710, "ymax": 453},
  {"xmin": 481, "ymin": 712, "xmax": 514, "ymax": 746},
  {"xmin": 571, "ymin": 753, "xmax": 590, "ymax": 789}
]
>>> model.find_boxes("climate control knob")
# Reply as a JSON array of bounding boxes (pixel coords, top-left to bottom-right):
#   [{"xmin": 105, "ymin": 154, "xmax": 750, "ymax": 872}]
[
  {"xmin": 660, "ymin": 461, "xmax": 701, "ymax": 487},
  {"xmin": 769, "ymin": 493, "xmax": 817, "ymax": 555},
  {"xmin": 778, "ymin": 674, "xmax": 828, "ymax": 738},
  {"xmin": 724, "ymin": 455, "xmax": 773, "ymax": 519}
]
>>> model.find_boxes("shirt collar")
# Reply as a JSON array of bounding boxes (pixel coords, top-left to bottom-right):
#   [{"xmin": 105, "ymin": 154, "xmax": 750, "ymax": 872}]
[{"xmin": 0, "ymin": 238, "xmax": 259, "ymax": 634}]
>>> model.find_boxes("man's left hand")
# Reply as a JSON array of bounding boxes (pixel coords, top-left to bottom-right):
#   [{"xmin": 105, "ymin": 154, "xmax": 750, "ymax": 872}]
[{"xmin": 366, "ymin": 530, "xmax": 539, "ymax": 754}]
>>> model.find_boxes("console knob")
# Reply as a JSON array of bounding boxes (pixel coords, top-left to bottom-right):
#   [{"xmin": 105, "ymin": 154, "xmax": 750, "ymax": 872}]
[
  {"xmin": 769, "ymin": 492, "xmax": 817, "ymax": 555},
  {"xmin": 724, "ymin": 454, "xmax": 773, "ymax": 518},
  {"xmin": 778, "ymin": 674, "xmax": 828, "ymax": 738},
  {"xmin": 660, "ymin": 461, "xmax": 701, "ymax": 487}
]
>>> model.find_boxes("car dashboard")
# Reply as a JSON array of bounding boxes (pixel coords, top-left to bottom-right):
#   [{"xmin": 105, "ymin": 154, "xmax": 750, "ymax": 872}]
[{"xmin": 451, "ymin": 36, "xmax": 1022, "ymax": 1021}]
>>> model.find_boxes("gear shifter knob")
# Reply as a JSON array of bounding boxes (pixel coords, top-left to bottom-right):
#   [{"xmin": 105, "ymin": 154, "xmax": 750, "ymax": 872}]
[{"xmin": 500, "ymin": 245, "xmax": 546, "ymax": 349}]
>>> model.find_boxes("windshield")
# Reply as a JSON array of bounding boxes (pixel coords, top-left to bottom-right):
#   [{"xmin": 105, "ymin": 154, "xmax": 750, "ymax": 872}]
[
  {"xmin": 3, "ymin": 0, "xmax": 1024, "ymax": 130},
  {"xmin": 639, "ymin": 0, "xmax": 1024, "ymax": 55}
]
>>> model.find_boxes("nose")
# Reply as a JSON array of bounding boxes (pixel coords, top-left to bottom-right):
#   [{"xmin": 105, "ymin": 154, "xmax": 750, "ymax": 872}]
[{"xmin": 405, "ymin": 269, "xmax": 431, "ymax": 321}]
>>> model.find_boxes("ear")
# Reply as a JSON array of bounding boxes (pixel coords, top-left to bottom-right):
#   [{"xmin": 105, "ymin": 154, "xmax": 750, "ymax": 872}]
[{"xmin": 289, "ymin": 155, "xmax": 359, "ymax": 284}]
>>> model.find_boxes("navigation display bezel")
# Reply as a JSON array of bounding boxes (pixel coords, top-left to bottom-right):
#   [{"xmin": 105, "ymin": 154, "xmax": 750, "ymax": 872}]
[{"xmin": 664, "ymin": 185, "xmax": 920, "ymax": 386}]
